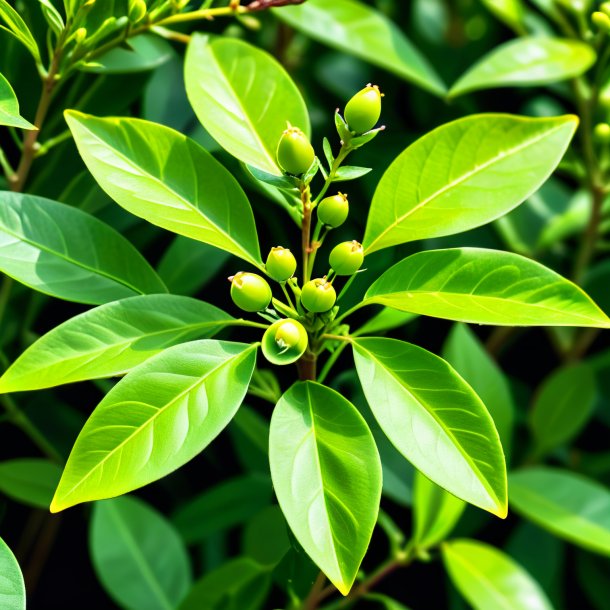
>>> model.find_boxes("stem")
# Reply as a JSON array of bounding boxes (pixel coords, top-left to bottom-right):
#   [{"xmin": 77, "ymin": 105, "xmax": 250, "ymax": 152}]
[
  {"xmin": 0, "ymin": 147, "xmax": 15, "ymax": 180},
  {"xmin": 301, "ymin": 184, "xmax": 313, "ymax": 284},
  {"xmin": 297, "ymin": 351, "xmax": 317, "ymax": 381},
  {"xmin": 155, "ymin": 5, "xmax": 247, "ymax": 25},
  {"xmin": 307, "ymin": 221, "xmax": 325, "ymax": 279},
  {"xmin": 317, "ymin": 341, "xmax": 349, "ymax": 384},
  {"xmin": 0, "ymin": 276, "xmax": 14, "ymax": 328},
  {"xmin": 301, "ymin": 571, "xmax": 327, "ymax": 610},
  {"xmin": 281, "ymin": 282, "xmax": 296, "ymax": 310},
  {"xmin": 313, "ymin": 143, "xmax": 353, "ymax": 206}
]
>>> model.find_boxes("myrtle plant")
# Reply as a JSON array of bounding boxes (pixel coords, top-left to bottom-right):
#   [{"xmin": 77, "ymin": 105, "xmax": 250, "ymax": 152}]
[{"xmin": 4, "ymin": 0, "xmax": 610, "ymax": 609}]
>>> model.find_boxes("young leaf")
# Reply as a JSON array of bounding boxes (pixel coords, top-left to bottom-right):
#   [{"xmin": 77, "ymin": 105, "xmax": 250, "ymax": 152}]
[
  {"xmin": 480, "ymin": 0, "xmax": 525, "ymax": 31},
  {"xmin": 0, "ymin": 0, "xmax": 40, "ymax": 63},
  {"xmin": 364, "ymin": 248, "xmax": 610, "ymax": 328},
  {"xmin": 363, "ymin": 114, "xmax": 577, "ymax": 254},
  {"xmin": 0, "ymin": 73, "xmax": 35, "ymax": 129},
  {"xmin": 269, "ymin": 381, "xmax": 382, "ymax": 595},
  {"xmin": 65, "ymin": 111, "xmax": 262, "ymax": 268},
  {"xmin": 442, "ymin": 539, "xmax": 554, "ymax": 610},
  {"xmin": 0, "ymin": 459, "xmax": 61, "ymax": 508},
  {"xmin": 50, "ymin": 340, "xmax": 257, "ymax": 512},
  {"xmin": 509, "ymin": 467, "xmax": 610, "ymax": 556},
  {"xmin": 0, "ymin": 536, "xmax": 25, "ymax": 610},
  {"xmin": 185, "ymin": 35, "xmax": 310, "ymax": 175},
  {"xmin": 443, "ymin": 324, "xmax": 515, "ymax": 458},
  {"xmin": 0, "ymin": 295, "xmax": 233, "ymax": 393},
  {"xmin": 529, "ymin": 364, "xmax": 596, "ymax": 458},
  {"xmin": 333, "ymin": 165, "xmax": 373, "ymax": 182},
  {"xmin": 352, "ymin": 337, "xmax": 507, "ymax": 517},
  {"xmin": 274, "ymin": 0, "xmax": 446, "ymax": 96},
  {"xmin": 450, "ymin": 38, "xmax": 595, "ymax": 97},
  {"xmin": 90, "ymin": 496, "xmax": 192, "ymax": 610},
  {"xmin": 0, "ymin": 192, "xmax": 166, "ymax": 304},
  {"xmin": 412, "ymin": 470, "xmax": 465, "ymax": 550}
]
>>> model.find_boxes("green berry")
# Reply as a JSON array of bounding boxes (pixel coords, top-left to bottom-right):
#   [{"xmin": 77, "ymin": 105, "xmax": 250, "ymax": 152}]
[
  {"xmin": 344, "ymin": 85, "xmax": 382, "ymax": 134},
  {"xmin": 595, "ymin": 123, "xmax": 610, "ymax": 142},
  {"xmin": 317, "ymin": 193, "xmax": 349, "ymax": 228},
  {"xmin": 266, "ymin": 247, "xmax": 297, "ymax": 282},
  {"xmin": 301, "ymin": 278, "xmax": 337, "ymax": 313},
  {"xmin": 128, "ymin": 0, "xmax": 147, "ymax": 23},
  {"xmin": 329, "ymin": 241, "xmax": 364, "ymax": 276},
  {"xmin": 262, "ymin": 319, "xmax": 308, "ymax": 365},
  {"xmin": 230, "ymin": 272, "xmax": 272, "ymax": 312},
  {"xmin": 277, "ymin": 126, "xmax": 315, "ymax": 176},
  {"xmin": 593, "ymin": 11, "xmax": 610, "ymax": 32}
]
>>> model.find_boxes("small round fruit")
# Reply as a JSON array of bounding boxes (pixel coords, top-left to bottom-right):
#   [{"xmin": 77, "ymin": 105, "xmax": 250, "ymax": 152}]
[
  {"xmin": 329, "ymin": 241, "xmax": 364, "ymax": 276},
  {"xmin": 262, "ymin": 319, "xmax": 308, "ymax": 365},
  {"xmin": 230, "ymin": 272, "xmax": 272, "ymax": 312},
  {"xmin": 301, "ymin": 278, "xmax": 337, "ymax": 313},
  {"xmin": 344, "ymin": 85, "xmax": 382, "ymax": 134},
  {"xmin": 317, "ymin": 193, "xmax": 349, "ymax": 228},
  {"xmin": 266, "ymin": 247, "xmax": 297, "ymax": 282},
  {"xmin": 593, "ymin": 11, "xmax": 610, "ymax": 32},
  {"xmin": 595, "ymin": 123, "xmax": 610, "ymax": 142},
  {"xmin": 277, "ymin": 126, "xmax": 315, "ymax": 175}
]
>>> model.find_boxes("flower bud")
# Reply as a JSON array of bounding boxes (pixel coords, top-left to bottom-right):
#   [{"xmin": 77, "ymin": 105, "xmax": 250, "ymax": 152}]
[
  {"xmin": 317, "ymin": 193, "xmax": 349, "ymax": 228},
  {"xmin": 344, "ymin": 85, "xmax": 383, "ymax": 134},
  {"xmin": 128, "ymin": 0, "xmax": 147, "ymax": 23},
  {"xmin": 262, "ymin": 319, "xmax": 308, "ymax": 365},
  {"xmin": 229, "ymin": 272, "xmax": 272, "ymax": 312},
  {"xmin": 74, "ymin": 27, "xmax": 87, "ymax": 44},
  {"xmin": 593, "ymin": 11, "xmax": 610, "ymax": 33},
  {"xmin": 301, "ymin": 278, "xmax": 337, "ymax": 313},
  {"xmin": 277, "ymin": 126, "xmax": 315, "ymax": 176},
  {"xmin": 266, "ymin": 247, "xmax": 297, "ymax": 282},
  {"xmin": 595, "ymin": 123, "xmax": 610, "ymax": 142},
  {"xmin": 329, "ymin": 241, "xmax": 364, "ymax": 276}
]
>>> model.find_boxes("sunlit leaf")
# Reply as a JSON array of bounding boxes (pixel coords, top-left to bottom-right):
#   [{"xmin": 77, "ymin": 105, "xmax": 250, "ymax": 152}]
[
  {"xmin": 0, "ymin": 536, "xmax": 25, "ymax": 610},
  {"xmin": 0, "ymin": 72, "xmax": 34, "ymax": 129}
]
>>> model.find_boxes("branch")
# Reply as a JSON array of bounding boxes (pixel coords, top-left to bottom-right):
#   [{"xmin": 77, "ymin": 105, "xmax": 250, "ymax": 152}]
[{"xmin": 246, "ymin": 0, "xmax": 306, "ymax": 10}]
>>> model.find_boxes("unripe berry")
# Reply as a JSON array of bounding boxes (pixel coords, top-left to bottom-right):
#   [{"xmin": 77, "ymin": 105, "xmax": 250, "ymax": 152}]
[
  {"xmin": 301, "ymin": 278, "xmax": 337, "ymax": 313},
  {"xmin": 277, "ymin": 126, "xmax": 315, "ymax": 176},
  {"xmin": 344, "ymin": 85, "xmax": 383, "ymax": 134},
  {"xmin": 128, "ymin": 0, "xmax": 147, "ymax": 23},
  {"xmin": 266, "ymin": 247, "xmax": 297, "ymax": 282},
  {"xmin": 593, "ymin": 11, "xmax": 610, "ymax": 32},
  {"xmin": 318, "ymin": 193, "xmax": 349, "ymax": 228},
  {"xmin": 595, "ymin": 123, "xmax": 610, "ymax": 142},
  {"xmin": 329, "ymin": 241, "xmax": 364, "ymax": 276},
  {"xmin": 229, "ymin": 272, "xmax": 272, "ymax": 312},
  {"xmin": 262, "ymin": 319, "xmax": 308, "ymax": 365}
]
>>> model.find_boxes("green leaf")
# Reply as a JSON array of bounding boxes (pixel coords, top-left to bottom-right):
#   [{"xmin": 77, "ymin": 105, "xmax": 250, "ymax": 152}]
[
  {"xmin": 274, "ymin": 0, "xmax": 445, "ymax": 96},
  {"xmin": 354, "ymin": 308, "xmax": 417, "ymax": 337},
  {"xmin": 450, "ymin": 38, "xmax": 595, "ymax": 97},
  {"xmin": 179, "ymin": 557, "xmax": 270, "ymax": 610},
  {"xmin": 0, "ymin": 72, "xmax": 34, "ymax": 129},
  {"xmin": 0, "ymin": 192, "xmax": 166, "ymax": 304},
  {"xmin": 365, "ymin": 593, "xmax": 412, "ymax": 610},
  {"xmin": 90, "ymin": 496, "xmax": 191, "ymax": 610},
  {"xmin": 0, "ymin": 295, "xmax": 233, "ymax": 393},
  {"xmin": 529, "ymin": 364, "xmax": 596, "ymax": 458},
  {"xmin": 364, "ymin": 248, "xmax": 610, "ymax": 327},
  {"xmin": 442, "ymin": 539, "xmax": 554, "ymax": 610},
  {"xmin": 0, "ymin": 0, "xmax": 40, "ymax": 62},
  {"xmin": 443, "ymin": 324, "xmax": 515, "ymax": 458},
  {"xmin": 51, "ymin": 340, "xmax": 257, "ymax": 512},
  {"xmin": 172, "ymin": 474, "xmax": 272, "ymax": 545},
  {"xmin": 509, "ymin": 467, "xmax": 610, "ymax": 556},
  {"xmin": 37, "ymin": 0, "xmax": 64, "ymax": 36},
  {"xmin": 363, "ymin": 114, "xmax": 577, "ymax": 254},
  {"xmin": 242, "ymin": 505, "xmax": 290, "ymax": 567},
  {"xmin": 480, "ymin": 0, "xmax": 526, "ymax": 31},
  {"xmin": 0, "ymin": 459, "xmax": 61, "ymax": 508},
  {"xmin": 185, "ymin": 35, "xmax": 310, "ymax": 175},
  {"xmin": 413, "ymin": 470, "xmax": 465, "ymax": 550},
  {"xmin": 0, "ymin": 537, "xmax": 25, "ymax": 610},
  {"xmin": 65, "ymin": 111, "xmax": 262, "ymax": 268},
  {"xmin": 333, "ymin": 166, "xmax": 372, "ymax": 182},
  {"xmin": 352, "ymin": 337, "xmax": 507, "ymax": 517},
  {"xmin": 269, "ymin": 381, "xmax": 382, "ymax": 595}
]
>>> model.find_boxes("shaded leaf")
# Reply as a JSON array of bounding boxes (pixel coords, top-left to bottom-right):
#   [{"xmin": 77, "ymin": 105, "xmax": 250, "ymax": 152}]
[
  {"xmin": 0, "ymin": 459, "xmax": 61, "ymax": 508},
  {"xmin": 0, "ymin": 72, "xmax": 34, "ymax": 129},
  {"xmin": 0, "ymin": 0, "xmax": 40, "ymax": 62}
]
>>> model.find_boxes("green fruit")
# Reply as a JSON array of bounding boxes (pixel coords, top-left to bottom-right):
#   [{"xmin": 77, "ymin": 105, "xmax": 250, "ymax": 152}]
[
  {"xmin": 230, "ymin": 272, "xmax": 272, "ymax": 312},
  {"xmin": 317, "ymin": 193, "xmax": 349, "ymax": 228},
  {"xmin": 277, "ymin": 126, "xmax": 315, "ymax": 175},
  {"xmin": 262, "ymin": 319, "xmax": 308, "ymax": 365},
  {"xmin": 301, "ymin": 278, "xmax": 337, "ymax": 313},
  {"xmin": 344, "ymin": 85, "xmax": 382, "ymax": 134},
  {"xmin": 329, "ymin": 241, "xmax": 364, "ymax": 276},
  {"xmin": 593, "ymin": 11, "xmax": 610, "ymax": 32},
  {"xmin": 266, "ymin": 247, "xmax": 297, "ymax": 282},
  {"xmin": 595, "ymin": 123, "xmax": 610, "ymax": 142}
]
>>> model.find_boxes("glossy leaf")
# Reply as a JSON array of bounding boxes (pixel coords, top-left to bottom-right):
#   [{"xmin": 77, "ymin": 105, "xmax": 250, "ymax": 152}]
[
  {"xmin": 65, "ymin": 111, "xmax": 262, "ymax": 268},
  {"xmin": 413, "ymin": 470, "xmax": 465, "ymax": 550},
  {"xmin": 274, "ymin": 0, "xmax": 445, "ymax": 96},
  {"xmin": 0, "ymin": 537, "xmax": 25, "ymax": 610},
  {"xmin": 0, "ymin": 192, "xmax": 166, "ymax": 304},
  {"xmin": 510, "ymin": 468, "xmax": 610, "ymax": 555},
  {"xmin": 51, "ymin": 340, "xmax": 257, "ymax": 512},
  {"xmin": 0, "ymin": 295, "xmax": 233, "ymax": 393},
  {"xmin": 530, "ymin": 364, "xmax": 596, "ymax": 457},
  {"xmin": 0, "ymin": 72, "xmax": 34, "ymax": 129},
  {"xmin": 443, "ymin": 324, "xmax": 515, "ymax": 457},
  {"xmin": 450, "ymin": 38, "xmax": 595, "ymax": 97},
  {"xmin": 91, "ymin": 496, "xmax": 191, "ymax": 610},
  {"xmin": 363, "ymin": 114, "xmax": 577, "ymax": 253},
  {"xmin": 354, "ymin": 308, "xmax": 417, "ymax": 337},
  {"xmin": 0, "ymin": 459, "xmax": 61, "ymax": 508},
  {"xmin": 480, "ymin": 0, "xmax": 525, "ymax": 31},
  {"xmin": 0, "ymin": 0, "xmax": 40, "ymax": 62},
  {"xmin": 352, "ymin": 337, "xmax": 507, "ymax": 516},
  {"xmin": 269, "ymin": 381, "xmax": 382, "ymax": 595},
  {"xmin": 185, "ymin": 35, "xmax": 310, "ymax": 175},
  {"xmin": 443, "ymin": 539, "xmax": 554, "ymax": 610},
  {"xmin": 364, "ymin": 248, "xmax": 610, "ymax": 327}
]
